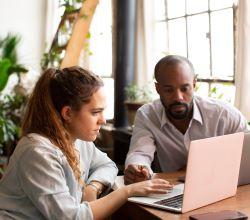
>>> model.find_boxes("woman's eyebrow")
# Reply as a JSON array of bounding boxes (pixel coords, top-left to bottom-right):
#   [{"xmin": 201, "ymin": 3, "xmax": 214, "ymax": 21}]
[{"xmin": 91, "ymin": 107, "xmax": 105, "ymax": 111}]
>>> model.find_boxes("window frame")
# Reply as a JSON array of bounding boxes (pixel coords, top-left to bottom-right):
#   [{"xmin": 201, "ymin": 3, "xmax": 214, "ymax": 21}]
[{"xmin": 161, "ymin": 0, "xmax": 237, "ymax": 92}]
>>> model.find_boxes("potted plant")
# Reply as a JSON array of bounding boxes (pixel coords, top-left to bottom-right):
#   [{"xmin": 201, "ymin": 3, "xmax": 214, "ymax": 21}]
[
  {"xmin": 0, "ymin": 34, "xmax": 28, "ymax": 91},
  {"xmin": 124, "ymin": 84, "xmax": 153, "ymax": 126},
  {"xmin": 0, "ymin": 33, "xmax": 28, "ymax": 177}
]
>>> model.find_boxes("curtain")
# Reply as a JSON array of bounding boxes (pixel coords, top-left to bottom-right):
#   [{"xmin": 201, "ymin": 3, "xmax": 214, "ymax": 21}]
[
  {"xmin": 134, "ymin": 0, "xmax": 155, "ymax": 85},
  {"xmin": 235, "ymin": 0, "xmax": 250, "ymax": 120},
  {"xmin": 44, "ymin": 0, "xmax": 63, "ymax": 52}
]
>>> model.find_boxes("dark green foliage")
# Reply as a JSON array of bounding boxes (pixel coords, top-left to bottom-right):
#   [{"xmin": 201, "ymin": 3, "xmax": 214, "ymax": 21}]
[
  {"xmin": 0, "ymin": 34, "xmax": 28, "ymax": 91},
  {"xmin": 0, "ymin": 33, "xmax": 28, "ymax": 156}
]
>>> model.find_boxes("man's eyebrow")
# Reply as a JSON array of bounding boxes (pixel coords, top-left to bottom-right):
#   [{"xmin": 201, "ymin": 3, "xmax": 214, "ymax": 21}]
[
  {"xmin": 181, "ymin": 84, "xmax": 191, "ymax": 87},
  {"xmin": 158, "ymin": 84, "xmax": 172, "ymax": 88},
  {"xmin": 160, "ymin": 84, "xmax": 191, "ymax": 88}
]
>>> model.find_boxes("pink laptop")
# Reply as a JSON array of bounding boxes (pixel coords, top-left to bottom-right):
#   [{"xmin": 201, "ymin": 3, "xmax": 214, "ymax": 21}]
[
  {"xmin": 127, "ymin": 132, "xmax": 244, "ymax": 213},
  {"xmin": 238, "ymin": 132, "xmax": 250, "ymax": 186}
]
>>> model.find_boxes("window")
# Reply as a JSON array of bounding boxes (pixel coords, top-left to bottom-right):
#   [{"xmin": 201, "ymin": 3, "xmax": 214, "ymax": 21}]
[
  {"xmin": 81, "ymin": 0, "xmax": 114, "ymax": 119},
  {"xmin": 153, "ymin": 0, "xmax": 236, "ymax": 103}
]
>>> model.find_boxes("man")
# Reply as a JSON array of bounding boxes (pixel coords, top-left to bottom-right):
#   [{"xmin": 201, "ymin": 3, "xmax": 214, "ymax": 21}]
[{"xmin": 124, "ymin": 55, "xmax": 248, "ymax": 184}]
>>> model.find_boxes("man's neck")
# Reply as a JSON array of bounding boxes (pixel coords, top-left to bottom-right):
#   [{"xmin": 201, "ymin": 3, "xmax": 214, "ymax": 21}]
[{"xmin": 168, "ymin": 112, "xmax": 193, "ymax": 134}]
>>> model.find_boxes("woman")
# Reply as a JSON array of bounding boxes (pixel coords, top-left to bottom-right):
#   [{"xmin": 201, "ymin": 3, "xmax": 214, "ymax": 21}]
[{"xmin": 0, "ymin": 67, "xmax": 172, "ymax": 219}]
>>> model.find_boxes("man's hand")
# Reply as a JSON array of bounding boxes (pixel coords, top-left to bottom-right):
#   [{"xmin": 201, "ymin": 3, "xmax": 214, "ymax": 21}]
[{"xmin": 124, "ymin": 164, "xmax": 151, "ymax": 185}]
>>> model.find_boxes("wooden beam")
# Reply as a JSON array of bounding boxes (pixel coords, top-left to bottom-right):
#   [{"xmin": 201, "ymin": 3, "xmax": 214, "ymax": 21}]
[{"xmin": 61, "ymin": 0, "xmax": 99, "ymax": 68}]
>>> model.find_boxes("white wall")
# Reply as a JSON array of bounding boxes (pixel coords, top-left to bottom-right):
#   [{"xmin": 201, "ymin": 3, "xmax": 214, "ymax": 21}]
[{"xmin": 0, "ymin": 0, "xmax": 47, "ymax": 91}]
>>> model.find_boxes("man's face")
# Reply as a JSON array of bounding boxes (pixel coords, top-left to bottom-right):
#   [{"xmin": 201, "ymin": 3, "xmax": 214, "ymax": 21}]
[{"xmin": 155, "ymin": 62, "xmax": 195, "ymax": 120}]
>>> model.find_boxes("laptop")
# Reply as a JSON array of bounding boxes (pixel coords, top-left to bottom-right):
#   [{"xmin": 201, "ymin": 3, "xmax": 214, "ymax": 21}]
[
  {"xmin": 238, "ymin": 132, "xmax": 250, "ymax": 186},
  {"xmin": 123, "ymin": 132, "xmax": 244, "ymax": 213}
]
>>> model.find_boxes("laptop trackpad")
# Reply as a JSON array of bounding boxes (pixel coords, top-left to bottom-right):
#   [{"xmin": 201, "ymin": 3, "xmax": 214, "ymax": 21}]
[{"xmin": 149, "ymin": 183, "xmax": 184, "ymax": 199}]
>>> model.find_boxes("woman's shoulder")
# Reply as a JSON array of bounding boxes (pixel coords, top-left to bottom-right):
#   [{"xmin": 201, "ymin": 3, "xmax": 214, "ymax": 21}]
[
  {"xmin": 74, "ymin": 139, "xmax": 95, "ymax": 153},
  {"xmin": 14, "ymin": 133, "xmax": 64, "ymax": 161},
  {"xmin": 5, "ymin": 133, "xmax": 65, "ymax": 174}
]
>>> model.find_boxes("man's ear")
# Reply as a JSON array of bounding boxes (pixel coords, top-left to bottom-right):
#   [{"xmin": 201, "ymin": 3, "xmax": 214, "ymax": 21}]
[
  {"xmin": 61, "ymin": 106, "xmax": 73, "ymax": 122},
  {"xmin": 155, "ymin": 82, "xmax": 160, "ymax": 95},
  {"xmin": 193, "ymin": 78, "xmax": 197, "ymax": 90}
]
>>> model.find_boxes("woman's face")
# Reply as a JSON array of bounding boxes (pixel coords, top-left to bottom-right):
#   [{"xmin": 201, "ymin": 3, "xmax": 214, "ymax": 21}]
[{"xmin": 65, "ymin": 87, "xmax": 107, "ymax": 142}]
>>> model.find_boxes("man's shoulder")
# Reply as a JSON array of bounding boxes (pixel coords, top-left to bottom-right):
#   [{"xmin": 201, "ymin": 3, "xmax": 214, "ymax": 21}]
[
  {"xmin": 135, "ymin": 99, "xmax": 163, "ymax": 123},
  {"xmin": 139, "ymin": 99, "xmax": 162, "ymax": 113},
  {"xmin": 194, "ymin": 95, "xmax": 241, "ymax": 115}
]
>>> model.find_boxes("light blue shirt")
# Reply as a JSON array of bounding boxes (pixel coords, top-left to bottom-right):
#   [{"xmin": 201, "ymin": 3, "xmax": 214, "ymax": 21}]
[
  {"xmin": 0, "ymin": 133, "xmax": 118, "ymax": 220},
  {"xmin": 125, "ymin": 96, "xmax": 249, "ymax": 172}
]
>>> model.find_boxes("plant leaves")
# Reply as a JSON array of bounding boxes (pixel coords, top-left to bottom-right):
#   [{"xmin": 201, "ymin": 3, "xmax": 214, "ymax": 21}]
[
  {"xmin": 0, "ymin": 59, "xmax": 11, "ymax": 91},
  {"xmin": 1, "ymin": 34, "xmax": 20, "ymax": 64},
  {"xmin": 8, "ymin": 64, "xmax": 28, "ymax": 75}
]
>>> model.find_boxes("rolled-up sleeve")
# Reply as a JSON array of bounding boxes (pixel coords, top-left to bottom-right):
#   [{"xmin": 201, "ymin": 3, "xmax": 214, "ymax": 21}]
[
  {"xmin": 125, "ymin": 109, "xmax": 156, "ymax": 171},
  {"xmin": 86, "ymin": 143, "xmax": 118, "ymax": 187},
  {"xmin": 18, "ymin": 147, "xmax": 93, "ymax": 220},
  {"xmin": 220, "ymin": 105, "xmax": 249, "ymax": 134}
]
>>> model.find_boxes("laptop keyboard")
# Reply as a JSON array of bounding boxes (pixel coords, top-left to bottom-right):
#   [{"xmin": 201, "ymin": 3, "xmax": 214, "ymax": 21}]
[{"xmin": 154, "ymin": 194, "xmax": 183, "ymax": 209}]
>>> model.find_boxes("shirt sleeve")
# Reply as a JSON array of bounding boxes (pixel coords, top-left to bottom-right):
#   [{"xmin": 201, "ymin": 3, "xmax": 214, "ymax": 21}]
[
  {"xmin": 17, "ymin": 147, "xmax": 93, "ymax": 220},
  {"xmin": 223, "ymin": 106, "xmax": 249, "ymax": 133},
  {"xmin": 86, "ymin": 143, "xmax": 118, "ymax": 187},
  {"xmin": 125, "ymin": 109, "xmax": 156, "ymax": 173}
]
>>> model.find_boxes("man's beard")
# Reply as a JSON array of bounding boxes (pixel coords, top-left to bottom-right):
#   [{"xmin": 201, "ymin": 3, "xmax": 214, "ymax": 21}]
[{"xmin": 161, "ymin": 99, "xmax": 193, "ymax": 120}]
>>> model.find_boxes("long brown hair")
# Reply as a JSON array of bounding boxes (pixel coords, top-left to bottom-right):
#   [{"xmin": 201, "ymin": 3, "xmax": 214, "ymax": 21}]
[{"xmin": 22, "ymin": 66, "xmax": 103, "ymax": 183}]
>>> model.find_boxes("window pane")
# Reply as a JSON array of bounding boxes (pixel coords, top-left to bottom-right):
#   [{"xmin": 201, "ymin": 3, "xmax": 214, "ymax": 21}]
[
  {"xmin": 168, "ymin": 18, "xmax": 187, "ymax": 57},
  {"xmin": 186, "ymin": 0, "xmax": 208, "ymax": 14},
  {"xmin": 89, "ymin": 0, "xmax": 112, "ymax": 77},
  {"xmin": 209, "ymin": 83, "xmax": 235, "ymax": 104},
  {"xmin": 102, "ymin": 78, "xmax": 114, "ymax": 119},
  {"xmin": 210, "ymin": 0, "xmax": 234, "ymax": 10},
  {"xmin": 211, "ymin": 9, "xmax": 233, "ymax": 79},
  {"xmin": 187, "ymin": 13, "xmax": 210, "ymax": 78},
  {"xmin": 195, "ymin": 82, "xmax": 209, "ymax": 97},
  {"xmin": 154, "ymin": 22, "xmax": 168, "ymax": 63},
  {"xmin": 167, "ymin": 0, "xmax": 185, "ymax": 18},
  {"xmin": 154, "ymin": 0, "xmax": 166, "ymax": 21}
]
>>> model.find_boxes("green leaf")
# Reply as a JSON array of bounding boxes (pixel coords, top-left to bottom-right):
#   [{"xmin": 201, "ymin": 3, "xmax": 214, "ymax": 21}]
[
  {"xmin": 86, "ymin": 32, "xmax": 91, "ymax": 39},
  {"xmin": 0, "ymin": 59, "xmax": 11, "ymax": 91},
  {"xmin": 8, "ymin": 64, "xmax": 28, "ymax": 75},
  {"xmin": 1, "ymin": 34, "xmax": 20, "ymax": 64},
  {"xmin": 218, "ymin": 93, "xmax": 224, "ymax": 99},
  {"xmin": 210, "ymin": 87, "xmax": 217, "ymax": 94}
]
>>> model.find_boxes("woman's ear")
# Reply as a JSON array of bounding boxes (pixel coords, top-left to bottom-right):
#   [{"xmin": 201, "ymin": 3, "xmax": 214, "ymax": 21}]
[{"xmin": 61, "ymin": 106, "xmax": 73, "ymax": 122}]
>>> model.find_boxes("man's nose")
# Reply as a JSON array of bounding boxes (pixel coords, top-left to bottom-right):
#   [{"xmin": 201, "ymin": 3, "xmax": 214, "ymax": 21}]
[{"xmin": 173, "ymin": 90, "xmax": 184, "ymax": 101}]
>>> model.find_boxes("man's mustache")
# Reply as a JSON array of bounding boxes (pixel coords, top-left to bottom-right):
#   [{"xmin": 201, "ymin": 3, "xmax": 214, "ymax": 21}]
[{"xmin": 169, "ymin": 102, "xmax": 188, "ymax": 109}]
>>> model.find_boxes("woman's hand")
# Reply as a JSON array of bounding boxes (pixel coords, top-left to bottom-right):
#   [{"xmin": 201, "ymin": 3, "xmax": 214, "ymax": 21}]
[
  {"xmin": 89, "ymin": 179, "xmax": 173, "ymax": 220},
  {"xmin": 124, "ymin": 178, "xmax": 173, "ymax": 197}
]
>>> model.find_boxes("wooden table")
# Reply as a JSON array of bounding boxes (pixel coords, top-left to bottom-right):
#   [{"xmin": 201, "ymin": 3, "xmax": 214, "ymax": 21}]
[{"xmin": 112, "ymin": 172, "xmax": 250, "ymax": 220}]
